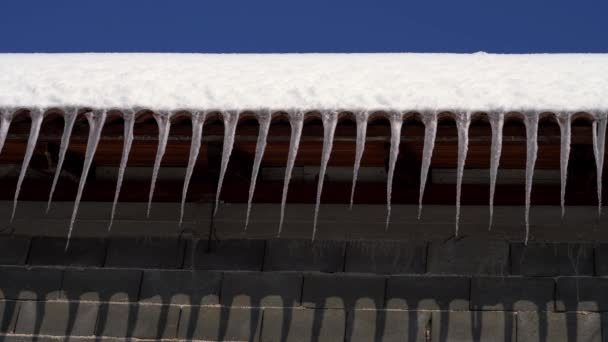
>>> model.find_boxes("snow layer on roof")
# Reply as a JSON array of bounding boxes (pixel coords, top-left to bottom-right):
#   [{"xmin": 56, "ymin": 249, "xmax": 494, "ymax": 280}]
[{"xmin": 0, "ymin": 53, "xmax": 607, "ymax": 112}]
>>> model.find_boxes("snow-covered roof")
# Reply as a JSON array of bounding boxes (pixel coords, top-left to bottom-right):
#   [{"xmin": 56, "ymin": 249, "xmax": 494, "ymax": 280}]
[{"xmin": 1, "ymin": 53, "xmax": 607, "ymax": 112}]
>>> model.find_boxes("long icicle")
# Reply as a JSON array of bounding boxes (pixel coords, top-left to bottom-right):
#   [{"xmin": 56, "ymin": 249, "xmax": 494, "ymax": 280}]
[
  {"xmin": 147, "ymin": 111, "xmax": 172, "ymax": 218},
  {"xmin": 350, "ymin": 111, "xmax": 368, "ymax": 209},
  {"xmin": 179, "ymin": 111, "xmax": 207, "ymax": 226},
  {"xmin": 523, "ymin": 112, "xmax": 539, "ymax": 245},
  {"xmin": 488, "ymin": 112, "xmax": 504, "ymax": 230},
  {"xmin": 592, "ymin": 112, "xmax": 607, "ymax": 216},
  {"xmin": 386, "ymin": 112, "xmax": 404, "ymax": 230},
  {"xmin": 108, "ymin": 110, "xmax": 136, "ymax": 230},
  {"xmin": 66, "ymin": 110, "xmax": 107, "ymax": 250},
  {"xmin": 245, "ymin": 110, "xmax": 271, "ymax": 230},
  {"xmin": 557, "ymin": 112, "xmax": 572, "ymax": 219},
  {"xmin": 278, "ymin": 110, "xmax": 304, "ymax": 236},
  {"xmin": 312, "ymin": 111, "xmax": 338, "ymax": 240},
  {"xmin": 0, "ymin": 109, "xmax": 14, "ymax": 156},
  {"xmin": 11, "ymin": 108, "xmax": 44, "ymax": 221},
  {"xmin": 47, "ymin": 108, "xmax": 78, "ymax": 213},
  {"xmin": 418, "ymin": 112, "xmax": 437, "ymax": 220},
  {"xmin": 214, "ymin": 111, "xmax": 238, "ymax": 216},
  {"xmin": 455, "ymin": 112, "xmax": 471, "ymax": 237}
]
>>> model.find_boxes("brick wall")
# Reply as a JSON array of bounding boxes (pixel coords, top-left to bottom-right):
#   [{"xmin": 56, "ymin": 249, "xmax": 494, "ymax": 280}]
[
  {"xmin": 0, "ymin": 236, "xmax": 606, "ymax": 341},
  {"xmin": 4, "ymin": 202, "xmax": 608, "ymax": 242}
]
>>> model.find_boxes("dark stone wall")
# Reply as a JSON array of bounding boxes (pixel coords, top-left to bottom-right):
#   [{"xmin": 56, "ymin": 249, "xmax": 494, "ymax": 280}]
[{"xmin": 0, "ymin": 236, "xmax": 606, "ymax": 341}]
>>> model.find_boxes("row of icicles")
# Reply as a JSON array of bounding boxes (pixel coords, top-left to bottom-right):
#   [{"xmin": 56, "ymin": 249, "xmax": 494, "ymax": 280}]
[{"xmin": 0, "ymin": 108, "xmax": 606, "ymax": 248}]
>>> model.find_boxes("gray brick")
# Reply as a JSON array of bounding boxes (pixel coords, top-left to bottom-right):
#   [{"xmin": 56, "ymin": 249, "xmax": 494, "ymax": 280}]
[
  {"xmin": 261, "ymin": 308, "xmax": 345, "ymax": 342},
  {"xmin": 511, "ymin": 243, "xmax": 594, "ymax": 276},
  {"xmin": 557, "ymin": 277, "xmax": 608, "ymax": 312},
  {"xmin": 14, "ymin": 300, "xmax": 98, "ymax": 336},
  {"xmin": 1, "ymin": 337, "xmax": 63, "ymax": 342},
  {"xmin": 302, "ymin": 274, "xmax": 385, "ymax": 309},
  {"xmin": 432, "ymin": 311, "xmax": 516, "ymax": 342},
  {"xmin": 427, "ymin": 238, "xmax": 509, "ymax": 275},
  {"xmin": 471, "ymin": 277, "xmax": 555, "ymax": 311},
  {"xmin": 345, "ymin": 310, "xmax": 430, "ymax": 342},
  {"xmin": 62, "ymin": 268, "xmax": 141, "ymax": 302},
  {"xmin": 345, "ymin": 240, "xmax": 427, "ymax": 274},
  {"xmin": 28, "ymin": 237, "xmax": 107, "ymax": 267},
  {"xmin": 0, "ymin": 300, "xmax": 19, "ymax": 333},
  {"xmin": 0, "ymin": 266, "xmax": 62, "ymax": 300},
  {"xmin": 96, "ymin": 303, "xmax": 179, "ymax": 339},
  {"xmin": 4, "ymin": 336, "xmax": 117, "ymax": 342},
  {"xmin": 517, "ymin": 311, "xmax": 601, "ymax": 342},
  {"xmin": 221, "ymin": 272, "xmax": 302, "ymax": 308},
  {"xmin": 178, "ymin": 306, "xmax": 262, "ymax": 341},
  {"xmin": 264, "ymin": 239, "xmax": 345, "ymax": 272},
  {"xmin": 602, "ymin": 313, "xmax": 608, "ymax": 342},
  {"xmin": 105, "ymin": 237, "xmax": 185, "ymax": 269},
  {"xmin": 595, "ymin": 244, "xmax": 608, "ymax": 275},
  {"xmin": 139, "ymin": 269, "xmax": 221, "ymax": 305},
  {"xmin": 184, "ymin": 239, "xmax": 265, "ymax": 271},
  {"xmin": 131, "ymin": 304, "xmax": 180, "ymax": 339},
  {"xmin": 0, "ymin": 237, "xmax": 30, "ymax": 265},
  {"xmin": 386, "ymin": 275, "xmax": 470, "ymax": 310}
]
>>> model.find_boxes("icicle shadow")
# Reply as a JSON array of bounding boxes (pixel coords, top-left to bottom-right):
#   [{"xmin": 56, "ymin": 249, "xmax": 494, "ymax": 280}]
[
  {"xmin": 454, "ymin": 112, "xmax": 471, "ymax": 237},
  {"xmin": 418, "ymin": 111, "xmax": 437, "ymax": 220},
  {"xmin": 386, "ymin": 111, "xmax": 404, "ymax": 231},
  {"xmin": 179, "ymin": 111, "xmax": 207, "ymax": 226},
  {"xmin": 108, "ymin": 110, "xmax": 136, "ymax": 231},
  {"xmin": 66, "ymin": 110, "xmax": 107, "ymax": 250},
  {"xmin": 523, "ymin": 112, "xmax": 539, "ymax": 245},
  {"xmin": 312, "ymin": 111, "xmax": 338, "ymax": 240},
  {"xmin": 557, "ymin": 112, "xmax": 572, "ymax": 219},
  {"xmin": 214, "ymin": 111, "xmax": 238, "ymax": 216},
  {"xmin": 47, "ymin": 108, "xmax": 77, "ymax": 213},
  {"xmin": 278, "ymin": 110, "xmax": 304, "ymax": 236},
  {"xmin": 147, "ymin": 111, "xmax": 172, "ymax": 218},
  {"xmin": 488, "ymin": 112, "xmax": 504, "ymax": 230},
  {"xmin": 12, "ymin": 108, "xmax": 45, "ymax": 221},
  {"xmin": 593, "ymin": 112, "xmax": 607, "ymax": 217},
  {"xmin": 350, "ymin": 111, "xmax": 369, "ymax": 209},
  {"xmin": 245, "ymin": 110, "xmax": 271, "ymax": 231}
]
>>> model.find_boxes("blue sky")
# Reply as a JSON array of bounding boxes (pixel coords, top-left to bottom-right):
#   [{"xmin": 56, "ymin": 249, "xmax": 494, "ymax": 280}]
[{"xmin": 1, "ymin": 0, "xmax": 606, "ymax": 53}]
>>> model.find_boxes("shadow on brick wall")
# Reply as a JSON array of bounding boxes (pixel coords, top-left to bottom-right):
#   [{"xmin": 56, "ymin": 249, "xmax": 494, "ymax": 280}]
[
  {"xmin": 0, "ymin": 272, "xmax": 603, "ymax": 341},
  {"xmin": 0, "ymin": 236, "xmax": 604, "ymax": 341}
]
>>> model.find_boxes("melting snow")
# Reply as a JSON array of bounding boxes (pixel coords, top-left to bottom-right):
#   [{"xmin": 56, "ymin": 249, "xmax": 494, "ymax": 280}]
[{"xmin": 0, "ymin": 53, "xmax": 607, "ymax": 111}]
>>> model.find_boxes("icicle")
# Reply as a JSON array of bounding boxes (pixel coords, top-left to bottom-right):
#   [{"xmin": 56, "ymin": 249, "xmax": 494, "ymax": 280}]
[
  {"xmin": 11, "ymin": 108, "xmax": 44, "ymax": 221},
  {"xmin": 245, "ymin": 110, "xmax": 271, "ymax": 230},
  {"xmin": 350, "ymin": 111, "xmax": 368, "ymax": 209},
  {"xmin": 0, "ymin": 109, "xmax": 14, "ymax": 155},
  {"xmin": 108, "ymin": 110, "xmax": 136, "ymax": 231},
  {"xmin": 557, "ymin": 112, "xmax": 572, "ymax": 218},
  {"xmin": 488, "ymin": 112, "xmax": 504, "ymax": 230},
  {"xmin": 66, "ymin": 110, "xmax": 107, "ymax": 250},
  {"xmin": 386, "ymin": 112, "xmax": 404, "ymax": 230},
  {"xmin": 454, "ymin": 112, "xmax": 471, "ymax": 237},
  {"xmin": 312, "ymin": 111, "xmax": 338, "ymax": 240},
  {"xmin": 179, "ymin": 111, "xmax": 207, "ymax": 226},
  {"xmin": 214, "ymin": 111, "xmax": 238, "ymax": 216},
  {"xmin": 47, "ymin": 108, "xmax": 77, "ymax": 213},
  {"xmin": 523, "ymin": 112, "xmax": 539, "ymax": 245},
  {"xmin": 592, "ymin": 112, "xmax": 607, "ymax": 216},
  {"xmin": 278, "ymin": 110, "xmax": 304, "ymax": 236},
  {"xmin": 147, "ymin": 111, "xmax": 172, "ymax": 218},
  {"xmin": 417, "ymin": 112, "xmax": 437, "ymax": 220}
]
